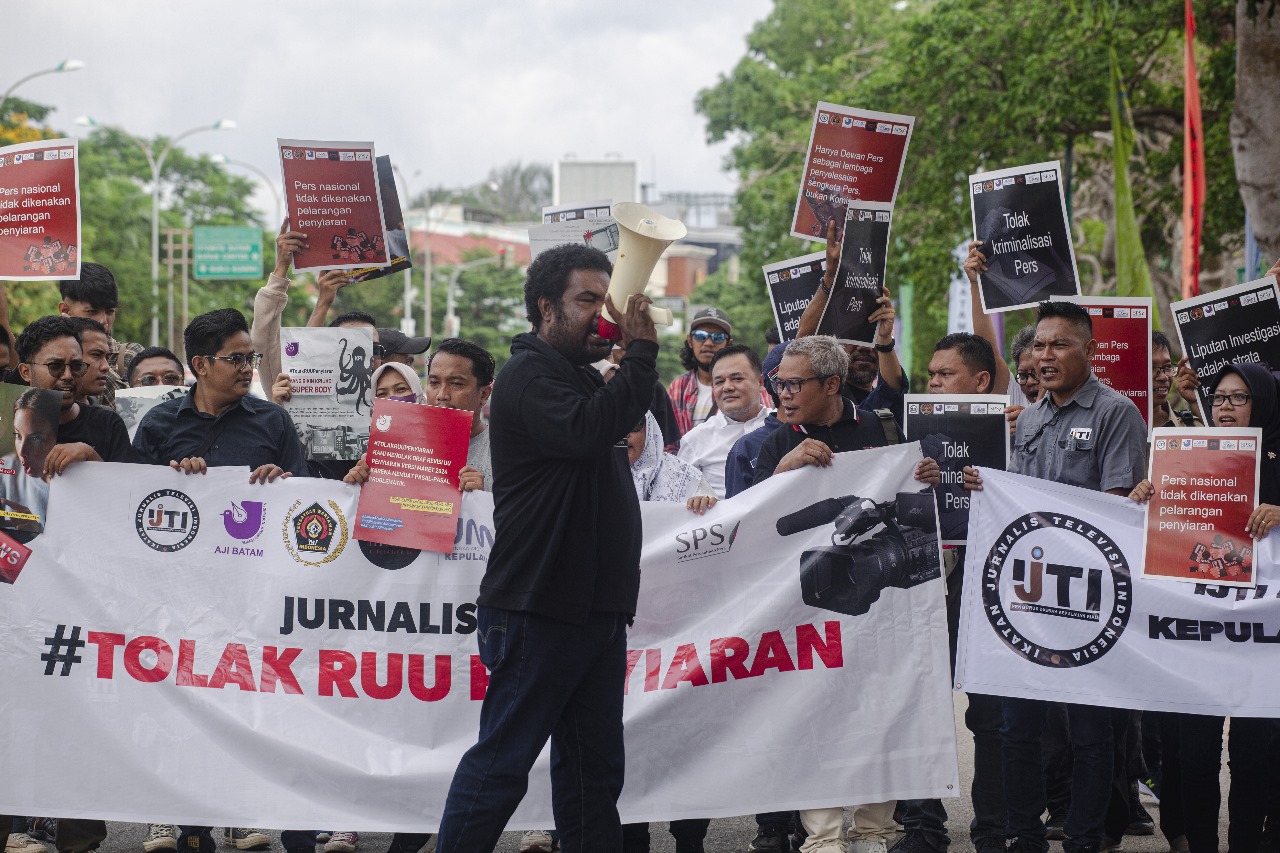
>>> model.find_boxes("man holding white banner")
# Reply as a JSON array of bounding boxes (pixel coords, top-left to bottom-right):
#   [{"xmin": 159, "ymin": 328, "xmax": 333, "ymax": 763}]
[{"xmin": 964, "ymin": 302, "xmax": 1146, "ymax": 853}]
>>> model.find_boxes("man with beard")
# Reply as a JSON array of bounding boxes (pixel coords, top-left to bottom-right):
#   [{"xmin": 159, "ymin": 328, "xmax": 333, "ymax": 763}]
[
  {"xmin": 435, "ymin": 244, "xmax": 658, "ymax": 853},
  {"xmin": 668, "ymin": 306, "xmax": 735, "ymax": 441}
]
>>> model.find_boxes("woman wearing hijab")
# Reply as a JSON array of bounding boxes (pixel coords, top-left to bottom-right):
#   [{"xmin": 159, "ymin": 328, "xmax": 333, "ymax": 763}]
[
  {"xmin": 371, "ymin": 362, "xmax": 423, "ymax": 403},
  {"xmin": 1130, "ymin": 361, "xmax": 1280, "ymax": 853}
]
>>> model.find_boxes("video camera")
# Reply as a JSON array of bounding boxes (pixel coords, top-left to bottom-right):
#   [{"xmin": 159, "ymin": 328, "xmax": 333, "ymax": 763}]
[{"xmin": 777, "ymin": 491, "xmax": 941, "ymax": 617}]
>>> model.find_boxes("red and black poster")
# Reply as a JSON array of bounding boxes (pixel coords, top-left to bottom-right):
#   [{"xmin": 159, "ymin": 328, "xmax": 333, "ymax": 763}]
[
  {"xmin": 791, "ymin": 102, "xmax": 913, "ymax": 244},
  {"xmin": 1143, "ymin": 427, "xmax": 1260, "ymax": 588},
  {"xmin": 0, "ymin": 138, "xmax": 80, "ymax": 281},
  {"xmin": 278, "ymin": 138, "xmax": 388, "ymax": 272},
  {"xmin": 1069, "ymin": 296, "xmax": 1153, "ymax": 432},
  {"xmin": 355, "ymin": 400, "xmax": 472, "ymax": 554}
]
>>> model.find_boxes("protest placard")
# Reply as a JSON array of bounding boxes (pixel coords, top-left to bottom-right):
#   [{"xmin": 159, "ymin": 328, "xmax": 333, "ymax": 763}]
[
  {"xmin": 1144, "ymin": 427, "xmax": 1260, "ymax": 588},
  {"xmin": 791, "ymin": 102, "xmax": 913, "ymax": 243},
  {"xmin": 763, "ymin": 250, "xmax": 826, "ymax": 342},
  {"xmin": 114, "ymin": 386, "xmax": 188, "ymax": 440},
  {"xmin": 542, "ymin": 199, "xmax": 612, "ymax": 223},
  {"xmin": 815, "ymin": 202, "xmax": 893, "ymax": 346},
  {"xmin": 348, "ymin": 156, "xmax": 411, "ymax": 283},
  {"xmin": 1067, "ymin": 296, "xmax": 1153, "ymax": 431},
  {"xmin": 278, "ymin": 139, "xmax": 388, "ymax": 272},
  {"xmin": 356, "ymin": 399, "xmax": 472, "ymax": 554},
  {"xmin": 528, "ymin": 216, "xmax": 620, "ymax": 262},
  {"xmin": 904, "ymin": 394, "xmax": 1010, "ymax": 544},
  {"xmin": 281, "ymin": 327, "xmax": 374, "ymax": 461},
  {"xmin": 1172, "ymin": 276, "xmax": 1280, "ymax": 421},
  {"xmin": 970, "ymin": 161, "xmax": 1080, "ymax": 312},
  {"xmin": 0, "ymin": 138, "xmax": 80, "ymax": 281}
]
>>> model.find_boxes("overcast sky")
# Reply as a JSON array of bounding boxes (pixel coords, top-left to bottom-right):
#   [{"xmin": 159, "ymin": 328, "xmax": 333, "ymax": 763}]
[{"xmin": 6, "ymin": 1, "xmax": 772, "ymax": 222}]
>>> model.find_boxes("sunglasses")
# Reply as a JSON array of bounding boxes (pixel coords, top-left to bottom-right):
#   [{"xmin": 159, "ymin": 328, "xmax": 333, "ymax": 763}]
[
  {"xmin": 136, "ymin": 373, "xmax": 185, "ymax": 387},
  {"xmin": 691, "ymin": 329, "xmax": 727, "ymax": 345},
  {"xmin": 32, "ymin": 359, "xmax": 89, "ymax": 378}
]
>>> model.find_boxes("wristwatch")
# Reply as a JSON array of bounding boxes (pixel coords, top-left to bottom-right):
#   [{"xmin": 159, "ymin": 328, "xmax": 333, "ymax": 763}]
[{"xmin": 873, "ymin": 338, "xmax": 896, "ymax": 352}]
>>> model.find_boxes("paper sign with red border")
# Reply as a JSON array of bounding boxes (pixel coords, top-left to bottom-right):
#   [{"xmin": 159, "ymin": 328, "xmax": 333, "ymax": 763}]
[
  {"xmin": 790, "ymin": 102, "xmax": 913, "ymax": 244},
  {"xmin": 1065, "ymin": 296, "xmax": 1153, "ymax": 433},
  {"xmin": 1142, "ymin": 426, "xmax": 1260, "ymax": 588},
  {"xmin": 278, "ymin": 138, "xmax": 388, "ymax": 272},
  {"xmin": 0, "ymin": 138, "xmax": 80, "ymax": 281},
  {"xmin": 355, "ymin": 400, "xmax": 471, "ymax": 554}
]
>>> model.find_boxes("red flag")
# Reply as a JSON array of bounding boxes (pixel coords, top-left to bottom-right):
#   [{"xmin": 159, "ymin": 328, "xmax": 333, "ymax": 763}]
[{"xmin": 1182, "ymin": 0, "xmax": 1206, "ymax": 298}]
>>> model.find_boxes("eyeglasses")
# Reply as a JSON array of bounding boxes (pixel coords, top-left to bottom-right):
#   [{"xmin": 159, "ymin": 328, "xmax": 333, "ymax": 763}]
[
  {"xmin": 691, "ymin": 329, "xmax": 727, "ymax": 345},
  {"xmin": 773, "ymin": 374, "xmax": 832, "ymax": 395},
  {"xmin": 1153, "ymin": 365, "xmax": 1176, "ymax": 377},
  {"xmin": 1210, "ymin": 392, "xmax": 1252, "ymax": 407},
  {"xmin": 373, "ymin": 344, "xmax": 388, "ymax": 360},
  {"xmin": 205, "ymin": 352, "xmax": 263, "ymax": 370},
  {"xmin": 1015, "ymin": 371, "xmax": 1038, "ymax": 385},
  {"xmin": 136, "ymin": 373, "xmax": 185, "ymax": 387},
  {"xmin": 31, "ymin": 359, "xmax": 89, "ymax": 378}
]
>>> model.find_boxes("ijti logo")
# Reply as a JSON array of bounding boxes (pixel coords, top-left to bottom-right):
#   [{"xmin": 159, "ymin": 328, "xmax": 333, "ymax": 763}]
[
  {"xmin": 675, "ymin": 521, "xmax": 741, "ymax": 563},
  {"xmin": 135, "ymin": 489, "xmax": 200, "ymax": 552},
  {"xmin": 982, "ymin": 512, "xmax": 1132, "ymax": 668}
]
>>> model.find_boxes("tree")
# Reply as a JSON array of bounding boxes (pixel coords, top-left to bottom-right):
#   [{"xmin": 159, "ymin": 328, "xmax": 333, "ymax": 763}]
[
  {"xmin": 1232, "ymin": 0, "xmax": 1280, "ymax": 259},
  {"xmin": 421, "ymin": 161, "xmax": 552, "ymax": 223}
]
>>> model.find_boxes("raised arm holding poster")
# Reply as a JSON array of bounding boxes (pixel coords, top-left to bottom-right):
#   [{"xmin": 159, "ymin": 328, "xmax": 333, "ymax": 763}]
[
  {"xmin": 1067, "ymin": 296, "xmax": 1153, "ymax": 431},
  {"xmin": 1144, "ymin": 427, "xmax": 1261, "ymax": 588},
  {"xmin": 278, "ymin": 139, "xmax": 388, "ymax": 272},
  {"xmin": 1171, "ymin": 276, "xmax": 1280, "ymax": 421},
  {"xmin": 281, "ymin": 327, "xmax": 374, "ymax": 461},
  {"xmin": 355, "ymin": 399, "xmax": 471, "ymax": 554},
  {"xmin": 763, "ymin": 250, "xmax": 827, "ymax": 342},
  {"xmin": 970, "ymin": 161, "xmax": 1080, "ymax": 312},
  {"xmin": 791, "ymin": 102, "xmax": 913, "ymax": 243},
  {"xmin": 815, "ymin": 202, "xmax": 893, "ymax": 346},
  {"xmin": 347, "ymin": 155, "xmax": 411, "ymax": 283},
  {"xmin": 0, "ymin": 138, "xmax": 80, "ymax": 281},
  {"xmin": 904, "ymin": 394, "xmax": 1010, "ymax": 544},
  {"xmin": 542, "ymin": 199, "xmax": 612, "ymax": 223}
]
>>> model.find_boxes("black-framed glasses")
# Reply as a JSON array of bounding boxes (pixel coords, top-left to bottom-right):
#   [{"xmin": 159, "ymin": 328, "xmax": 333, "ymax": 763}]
[
  {"xmin": 691, "ymin": 329, "xmax": 727, "ymax": 345},
  {"xmin": 1015, "ymin": 371, "xmax": 1037, "ymax": 385},
  {"xmin": 1210, "ymin": 392, "xmax": 1252, "ymax": 407},
  {"xmin": 1153, "ymin": 365, "xmax": 1177, "ymax": 378},
  {"xmin": 136, "ymin": 373, "xmax": 185, "ymax": 387},
  {"xmin": 206, "ymin": 352, "xmax": 263, "ymax": 370},
  {"xmin": 30, "ymin": 359, "xmax": 89, "ymax": 378},
  {"xmin": 773, "ymin": 374, "xmax": 832, "ymax": 395}
]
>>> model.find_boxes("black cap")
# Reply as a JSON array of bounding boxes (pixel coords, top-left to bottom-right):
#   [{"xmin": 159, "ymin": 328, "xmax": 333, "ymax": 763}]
[
  {"xmin": 377, "ymin": 328, "xmax": 432, "ymax": 355},
  {"xmin": 689, "ymin": 306, "xmax": 732, "ymax": 334}
]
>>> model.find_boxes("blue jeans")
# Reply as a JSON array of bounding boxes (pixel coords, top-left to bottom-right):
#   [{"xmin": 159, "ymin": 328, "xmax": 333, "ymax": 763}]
[
  {"xmin": 1002, "ymin": 698, "xmax": 1113, "ymax": 853},
  {"xmin": 436, "ymin": 606, "xmax": 629, "ymax": 853}
]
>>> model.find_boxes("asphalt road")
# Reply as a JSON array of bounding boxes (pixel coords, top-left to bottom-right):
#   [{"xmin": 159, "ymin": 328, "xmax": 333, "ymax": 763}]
[{"xmin": 74, "ymin": 695, "xmax": 1216, "ymax": 853}]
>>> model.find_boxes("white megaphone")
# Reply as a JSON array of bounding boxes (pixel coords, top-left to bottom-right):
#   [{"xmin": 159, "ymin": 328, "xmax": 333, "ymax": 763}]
[{"xmin": 596, "ymin": 202, "xmax": 686, "ymax": 341}]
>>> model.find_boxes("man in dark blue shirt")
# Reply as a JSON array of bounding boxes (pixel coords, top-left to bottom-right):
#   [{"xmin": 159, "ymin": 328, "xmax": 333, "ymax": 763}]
[{"xmin": 133, "ymin": 308, "xmax": 306, "ymax": 481}]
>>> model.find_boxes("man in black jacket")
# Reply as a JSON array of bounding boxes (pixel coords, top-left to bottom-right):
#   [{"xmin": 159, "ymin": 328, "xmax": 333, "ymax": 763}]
[{"xmin": 435, "ymin": 244, "xmax": 659, "ymax": 853}]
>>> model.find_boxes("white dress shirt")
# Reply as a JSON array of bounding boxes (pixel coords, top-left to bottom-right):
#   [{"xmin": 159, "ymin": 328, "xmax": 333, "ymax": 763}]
[{"xmin": 676, "ymin": 406, "xmax": 773, "ymax": 498}]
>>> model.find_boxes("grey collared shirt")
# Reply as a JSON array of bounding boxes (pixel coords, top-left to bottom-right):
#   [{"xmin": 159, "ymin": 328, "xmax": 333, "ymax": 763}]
[{"xmin": 1009, "ymin": 374, "xmax": 1147, "ymax": 493}]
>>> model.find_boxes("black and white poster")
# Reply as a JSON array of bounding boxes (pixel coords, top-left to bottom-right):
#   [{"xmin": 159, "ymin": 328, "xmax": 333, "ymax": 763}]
[
  {"xmin": 1172, "ymin": 276, "xmax": 1280, "ymax": 422},
  {"xmin": 904, "ymin": 394, "xmax": 1010, "ymax": 544},
  {"xmin": 816, "ymin": 201, "xmax": 892, "ymax": 346},
  {"xmin": 970, "ymin": 160, "xmax": 1080, "ymax": 312},
  {"xmin": 280, "ymin": 327, "xmax": 374, "ymax": 461},
  {"xmin": 763, "ymin": 250, "xmax": 827, "ymax": 342}
]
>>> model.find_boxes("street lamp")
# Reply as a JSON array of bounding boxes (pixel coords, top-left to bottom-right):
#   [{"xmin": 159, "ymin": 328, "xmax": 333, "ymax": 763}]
[
  {"xmin": 77, "ymin": 116, "xmax": 236, "ymax": 346},
  {"xmin": 210, "ymin": 154, "xmax": 282, "ymax": 227},
  {"xmin": 444, "ymin": 254, "xmax": 505, "ymax": 339},
  {"xmin": 392, "ymin": 165, "xmax": 422, "ymax": 337},
  {"xmin": 1, "ymin": 59, "xmax": 85, "ymax": 118}
]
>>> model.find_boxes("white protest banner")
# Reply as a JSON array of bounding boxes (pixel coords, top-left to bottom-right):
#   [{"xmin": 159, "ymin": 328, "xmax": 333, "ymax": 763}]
[
  {"xmin": 955, "ymin": 467, "xmax": 1280, "ymax": 717},
  {"xmin": 0, "ymin": 445, "xmax": 957, "ymax": 830},
  {"xmin": 281, "ymin": 327, "xmax": 374, "ymax": 461}
]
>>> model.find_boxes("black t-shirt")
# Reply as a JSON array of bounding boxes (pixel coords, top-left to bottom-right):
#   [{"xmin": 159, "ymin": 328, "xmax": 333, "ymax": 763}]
[
  {"xmin": 59, "ymin": 404, "xmax": 136, "ymax": 463},
  {"xmin": 753, "ymin": 397, "xmax": 894, "ymax": 485}
]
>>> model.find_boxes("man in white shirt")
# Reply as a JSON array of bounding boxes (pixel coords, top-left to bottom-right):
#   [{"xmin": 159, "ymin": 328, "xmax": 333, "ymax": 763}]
[{"xmin": 677, "ymin": 344, "xmax": 772, "ymax": 498}]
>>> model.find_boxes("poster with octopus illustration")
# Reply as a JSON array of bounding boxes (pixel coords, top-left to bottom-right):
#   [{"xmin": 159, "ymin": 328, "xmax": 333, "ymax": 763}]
[{"xmin": 280, "ymin": 327, "xmax": 374, "ymax": 461}]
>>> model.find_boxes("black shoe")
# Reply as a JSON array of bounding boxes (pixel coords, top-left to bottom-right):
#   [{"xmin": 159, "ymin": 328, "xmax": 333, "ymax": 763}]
[
  {"xmin": 974, "ymin": 838, "xmax": 1007, "ymax": 853},
  {"xmin": 748, "ymin": 828, "xmax": 789, "ymax": 853},
  {"xmin": 676, "ymin": 843, "xmax": 705, "ymax": 853},
  {"xmin": 1045, "ymin": 810, "xmax": 1068, "ymax": 842},
  {"xmin": 176, "ymin": 828, "xmax": 216, "ymax": 853},
  {"xmin": 890, "ymin": 832, "xmax": 947, "ymax": 853}
]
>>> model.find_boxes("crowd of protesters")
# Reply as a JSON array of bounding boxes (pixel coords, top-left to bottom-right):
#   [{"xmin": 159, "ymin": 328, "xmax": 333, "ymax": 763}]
[{"xmin": 1, "ymin": 219, "xmax": 1279, "ymax": 853}]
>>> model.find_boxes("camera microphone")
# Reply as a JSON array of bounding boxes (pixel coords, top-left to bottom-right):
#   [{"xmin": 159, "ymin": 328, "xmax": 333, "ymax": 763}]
[{"xmin": 777, "ymin": 496, "xmax": 862, "ymax": 537}]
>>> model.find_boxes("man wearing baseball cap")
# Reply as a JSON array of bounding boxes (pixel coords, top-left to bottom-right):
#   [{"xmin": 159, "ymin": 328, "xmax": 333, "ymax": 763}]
[
  {"xmin": 667, "ymin": 306, "xmax": 734, "ymax": 443},
  {"xmin": 376, "ymin": 328, "xmax": 431, "ymax": 366}
]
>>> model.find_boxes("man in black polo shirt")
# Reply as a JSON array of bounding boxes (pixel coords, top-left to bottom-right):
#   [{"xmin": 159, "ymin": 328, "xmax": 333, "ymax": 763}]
[{"xmin": 133, "ymin": 308, "xmax": 305, "ymax": 482}]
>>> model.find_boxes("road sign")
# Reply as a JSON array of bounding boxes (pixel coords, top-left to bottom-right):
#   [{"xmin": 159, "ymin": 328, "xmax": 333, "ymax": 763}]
[{"xmin": 193, "ymin": 226, "xmax": 263, "ymax": 280}]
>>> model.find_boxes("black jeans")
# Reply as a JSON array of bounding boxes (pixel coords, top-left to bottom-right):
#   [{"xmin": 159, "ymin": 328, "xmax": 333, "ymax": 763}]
[{"xmin": 1177, "ymin": 714, "xmax": 1279, "ymax": 853}]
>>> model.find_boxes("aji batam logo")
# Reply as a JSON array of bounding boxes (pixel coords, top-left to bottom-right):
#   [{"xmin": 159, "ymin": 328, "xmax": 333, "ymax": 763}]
[
  {"xmin": 135, "ymin": 489, "xmax": 200, "ymax": 552},
  {"xmin": 283, "ymin": 500, "xmax": 349, "ymax": 565},
  {"xmin": 982, "ymin": 512, "xmax": 1132, "ymax": 668}
]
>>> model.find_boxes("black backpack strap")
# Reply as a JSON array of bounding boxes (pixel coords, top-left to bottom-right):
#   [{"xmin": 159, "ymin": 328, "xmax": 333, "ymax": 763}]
[{"xmin": 872, "ymin": 408, "xmax": 901, "ymax": 445}]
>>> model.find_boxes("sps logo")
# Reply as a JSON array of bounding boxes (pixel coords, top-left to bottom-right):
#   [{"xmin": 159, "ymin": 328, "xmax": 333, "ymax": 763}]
[
  {"xmin": 675, "ymin": 521, "xmax": 741, "ymax": 563},
  {"xmin": 135, "ymin": 489, "xmax": 200, "ymax": 552},
  {"xmin": 982, "ymin": 513, "xmax": 1132, "ymax": 668}
]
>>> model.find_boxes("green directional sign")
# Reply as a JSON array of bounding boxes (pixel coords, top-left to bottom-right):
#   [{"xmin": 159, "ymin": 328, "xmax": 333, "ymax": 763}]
[{"xmin": 193, "ymin": 226, "xmax": 263, "ymax": 280}]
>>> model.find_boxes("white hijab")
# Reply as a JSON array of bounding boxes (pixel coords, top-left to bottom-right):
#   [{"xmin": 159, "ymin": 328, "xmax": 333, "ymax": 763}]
[{"xmin": 630, "ymin": 411, "xmax": 703, "ymax": 502}]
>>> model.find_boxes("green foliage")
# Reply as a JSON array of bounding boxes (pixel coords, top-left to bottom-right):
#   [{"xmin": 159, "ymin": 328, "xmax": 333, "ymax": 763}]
[{"xmin": 421, "ymin": 161, "xmax": 552, "ymax": 223}]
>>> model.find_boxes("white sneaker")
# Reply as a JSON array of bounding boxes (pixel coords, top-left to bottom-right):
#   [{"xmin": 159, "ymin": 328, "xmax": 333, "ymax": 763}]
[
  {"xmin": 143, "ymin": 825, "xmax": 178, "ymax": 853},
  {"xmin": 518, "ymin": 830, "xmax": 556, "ymax": 852},
  {"xmin": 850, "ymin": 841, "xmax": 888, "ymax": 853},
  {"xmin": 5, "ymin": 834, "xmax": 48, "ymax": 853},
  {"xmin": 224, "ymin": 829, "xmax": 271, "ymax": 851},
  {"xmin": 324, "ymin": 833, "xmax": 359, "ymax": 853}
]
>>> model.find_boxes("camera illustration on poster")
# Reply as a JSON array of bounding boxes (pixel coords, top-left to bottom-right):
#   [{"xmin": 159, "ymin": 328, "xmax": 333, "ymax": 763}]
[
  {"xmin": 970, "ymin": 161, "xmax": 1079, "ymax": 312},
  {"xmin": 281, "ymin": 327, "xmax": 374, "ymax": 461}
]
